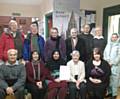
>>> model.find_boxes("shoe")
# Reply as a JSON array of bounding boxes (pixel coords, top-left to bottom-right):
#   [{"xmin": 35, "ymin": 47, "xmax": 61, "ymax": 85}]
[
  {"xmin": 105, "ymin": 93, "xmax": 112, "ymax": 98},
  {"xmin": 110, "ymin": 96, "xmax": 117, "ymax": 99}
]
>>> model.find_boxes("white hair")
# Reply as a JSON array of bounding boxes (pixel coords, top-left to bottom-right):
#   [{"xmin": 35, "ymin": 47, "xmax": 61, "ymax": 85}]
[
  {"xmin": 7, "ymin": 49, "xmax": 18, "ymax": 55},
  {"xmin": 71, "ymin": 50, "xmax": 80, "ymax": 56},
  {"xmin": 9, "ymin": 20, "xmax": 17, "ymax": 26}
]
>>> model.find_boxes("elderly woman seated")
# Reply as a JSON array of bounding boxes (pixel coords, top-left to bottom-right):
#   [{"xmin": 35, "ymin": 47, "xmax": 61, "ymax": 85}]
[{"xmin": 67, "ymin": 50, "xmax": 87, "ymax": 99}]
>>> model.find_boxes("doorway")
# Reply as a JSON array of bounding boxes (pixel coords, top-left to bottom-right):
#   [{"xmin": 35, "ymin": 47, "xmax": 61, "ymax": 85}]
[
  {"xmin": 45, "ymin": 12, "xmax": 52, "ymax": 39},
  {"xmin": 103, "ymin": 4, "xmax": 120, "ymax": 43}
]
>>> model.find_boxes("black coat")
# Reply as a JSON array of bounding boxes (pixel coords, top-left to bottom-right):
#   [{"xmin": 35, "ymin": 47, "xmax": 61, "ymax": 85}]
[
  {"xmin": 93, "ymin": 38, "xmax": 106, "ymax": 53},
  {"xmin": 66, "ymin": 36, "xmax": 86, "ymax": 62},
  {"xmin": 79, "ymin": 33, "xmax": 94, "ymax": 62}
]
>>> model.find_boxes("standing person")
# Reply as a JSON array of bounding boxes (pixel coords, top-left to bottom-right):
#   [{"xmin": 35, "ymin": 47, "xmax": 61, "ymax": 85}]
[
  {"xmin": 0, "ymin": 49, "xmax": 26, "ymax": 99},
  {"xmin": 67, "ymin": 50, "xmax": 86, "ymax": 99},
  {"xmin": 86, "ymin": 48, "xmax": 111, "ymax": 99},
  {"xmin": 45, "ymin": 49, "xmax": 67, "ymax": 99},
  {"xmin": 44, "ymin": 27, "xmax": 66, "ymax": 62},
  {"xmin": 0, "ymin": 20, "xmax": 24, "ymax": 63},
  {"xmin": 66, "ymin": 28, "xmax": 86, "ymax": 62},
  {"xmin": 93, "ymin": 27, "xmax": 106, "ymax": 53},
  {"xmin": 79, "ymin": 24, "xmax": 93, "ymax": 62},
  {"xmin": 23, "ymin": 22, "xmax": 45, "ymax": 62},
  {"xmin": 104, "ymin": 33, "xmax": 120, "ymax": 99},
  {"xmin": 25, "ymin": 50, "xmax": 47, "ymax": 99},
  {"xmin": 19, "ymin": 25, "xmax": 28, "ymax": 40}
]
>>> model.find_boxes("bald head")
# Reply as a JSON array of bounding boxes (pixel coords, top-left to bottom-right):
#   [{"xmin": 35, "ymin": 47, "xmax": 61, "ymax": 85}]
[
  {"xmin": 83, "ymin": 24, "xmax": 90, "ymax": 33},
  {"xmin": 70, "ymin": 28, "xmax": 78, "ymax": 38}
]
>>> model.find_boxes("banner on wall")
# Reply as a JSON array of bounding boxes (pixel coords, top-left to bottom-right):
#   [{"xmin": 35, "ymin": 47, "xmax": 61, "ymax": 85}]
[{"xmin": 53, "ymin": 0, "xmax": 80, "ymax": 39}]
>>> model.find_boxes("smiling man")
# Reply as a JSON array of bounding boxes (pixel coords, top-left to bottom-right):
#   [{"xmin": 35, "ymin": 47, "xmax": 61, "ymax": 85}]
[{"xmin": 0, "ymin": 49, "xmax": 26, "ymax": 99}]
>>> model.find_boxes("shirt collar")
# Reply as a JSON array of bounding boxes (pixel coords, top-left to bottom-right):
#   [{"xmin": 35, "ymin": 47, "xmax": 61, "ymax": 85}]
[
  {"xmin": 6, "ymin": 61, "xmax": 19, "ymax": 66},
  {"xmin": 94, "ymin": 36, "xmax": 104, "ymax": 39}
]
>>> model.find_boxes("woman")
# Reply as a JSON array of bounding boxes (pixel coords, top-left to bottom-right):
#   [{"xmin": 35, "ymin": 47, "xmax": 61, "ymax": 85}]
[
  {"xmin": 104, "ymin": 33, "xmax": 120, "ymax": 99},
  {"xmin": 45, "ymin": 49, "xmax": 67, "ymax": 99},
  {"xmin": 67, "ymin": 50, "xmax": 86, "ymax": 99},
  {"xmin": 86, "ymin": 48, "xmax": 111, "ymax": 99},
  {"xmin": 25, "ymin": 50, "xmax": 47, "ymax": 99}
]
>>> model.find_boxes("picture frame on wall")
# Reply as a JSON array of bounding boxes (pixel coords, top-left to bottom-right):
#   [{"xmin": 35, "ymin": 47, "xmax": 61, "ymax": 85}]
[{"xmin": 79, "ymin": 9, "xmax": 96, "ymax": 34}]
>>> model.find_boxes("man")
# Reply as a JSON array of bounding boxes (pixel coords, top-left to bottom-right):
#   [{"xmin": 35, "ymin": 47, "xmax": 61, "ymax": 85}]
[
  {"xmin": 44, "ymin": 27, "xmax": 66, "ymax": 62},
  {"xmin": 23, "ymin": 22, "xmax": 45, "ymax": 62},
  {"xmin": 79, "ymin": 24, "xmax": 93, "ymax": 62},
  {"xmin": 66, "ymin": 28, "xmax": 86, "ymax": 62},
  {"xmin": 0, "ymin": 49, "xmax": 26, "ymax": 99},
  {"xmin": 0, "ymin": 20, "xmax": 24, "ymax": 63},
  {"xmin": 93, "ymin": 27, "xmax": 106, "ymax": 53}
]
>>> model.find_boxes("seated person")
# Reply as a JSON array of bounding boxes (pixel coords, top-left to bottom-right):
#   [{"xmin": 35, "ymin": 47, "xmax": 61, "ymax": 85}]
[
  {"xmin": 0, "ymin": 49, "xmax": 26, "ymax": 99},
  {"xmin": 67, "ymin": 50, "xmax": 86, "ymax": 99},
  {"xmin": 86, "ymin": 48, "xmax": 111, "ymax": 99},
  {"xmin": 45, "ymin": 49, "xmax": 67, "ymax": 99},
  {"xmin": 25, "ymin": 50, "xmax": 47, "ymax": 99}
]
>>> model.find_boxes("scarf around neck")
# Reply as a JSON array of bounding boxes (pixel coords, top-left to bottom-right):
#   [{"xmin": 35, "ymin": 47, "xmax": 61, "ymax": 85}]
[{"xmin": 32, "ymin": 61, "xmax": 40, "ymax": 80}]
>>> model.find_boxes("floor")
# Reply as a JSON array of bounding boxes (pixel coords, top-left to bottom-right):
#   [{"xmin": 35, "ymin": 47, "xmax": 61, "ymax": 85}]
[
  {"xmin": 105, "ymin": 87, "xmax": 120, "ymax": 99},
  {"xmin": 116, "ymin": 87, "xmax": 120, "ymax": 99}
]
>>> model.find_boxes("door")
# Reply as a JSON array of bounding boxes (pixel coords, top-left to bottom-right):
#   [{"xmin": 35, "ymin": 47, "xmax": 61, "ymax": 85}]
[{"xmin": 103, "ymin": 4, "xmax": 120, "ymax": 43}]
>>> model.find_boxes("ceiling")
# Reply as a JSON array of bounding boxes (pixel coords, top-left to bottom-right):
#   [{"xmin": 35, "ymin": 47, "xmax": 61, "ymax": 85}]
[{"xmin": 0, "ymin": 0, "xmax": 43, "ymax": 5}]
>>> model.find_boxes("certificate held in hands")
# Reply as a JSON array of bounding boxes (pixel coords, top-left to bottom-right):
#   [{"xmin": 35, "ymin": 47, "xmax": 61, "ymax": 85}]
[{"xmin": 59, "ymin": 65, "xmax": 70, "ymax": 81}]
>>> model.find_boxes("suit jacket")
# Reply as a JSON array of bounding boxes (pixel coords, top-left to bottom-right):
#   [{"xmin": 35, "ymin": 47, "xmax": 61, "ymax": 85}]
[{"xmin": 66, "ymin": 36, "xmax": 86, "ymax": 62}]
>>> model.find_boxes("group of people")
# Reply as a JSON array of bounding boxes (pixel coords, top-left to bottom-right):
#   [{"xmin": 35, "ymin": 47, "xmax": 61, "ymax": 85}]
[{"xmin": 0, "ymin": 19, "xmax": 120, "ymax": 99}]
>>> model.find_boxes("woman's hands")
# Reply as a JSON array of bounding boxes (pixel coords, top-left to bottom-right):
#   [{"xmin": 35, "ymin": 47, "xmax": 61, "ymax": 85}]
[
  {"xmin": 54, "ymin": 78, "xmax": 61, "ymax": 83},
  {"xmin": 89, "ymin": 77, "xmax": 102, "ymax": 84}
]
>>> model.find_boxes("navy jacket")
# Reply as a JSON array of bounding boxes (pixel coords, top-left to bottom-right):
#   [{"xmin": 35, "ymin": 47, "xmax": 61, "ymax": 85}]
[{"xmin": 23, "ymin": 33, "xmax": 45, "ymax": 61}]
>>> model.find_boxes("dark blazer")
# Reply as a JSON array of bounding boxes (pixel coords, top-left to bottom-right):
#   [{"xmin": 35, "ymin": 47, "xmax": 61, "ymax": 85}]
[
  {"xmin": 66, "ymin": 36, "xmax": 86, "ymax": 62},
  {"xmin": 79, "ymin": 33, "xmax": 94, "ymax": 62}
]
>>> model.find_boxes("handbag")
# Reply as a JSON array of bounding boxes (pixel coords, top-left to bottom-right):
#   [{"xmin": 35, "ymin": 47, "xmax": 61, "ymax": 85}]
[
  {"xmin": 5, "ymin": 95, "xmax": 16, "ymax": 99},
  {"xmin": 91, "ymin": 67, "xmax": 105, "ymax": 77}
]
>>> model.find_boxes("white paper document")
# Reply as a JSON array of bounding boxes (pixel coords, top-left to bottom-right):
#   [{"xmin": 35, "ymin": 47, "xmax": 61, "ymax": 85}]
[{"xmin": 59, "ymin": 65, "xmax": 70, "ymax": 81}]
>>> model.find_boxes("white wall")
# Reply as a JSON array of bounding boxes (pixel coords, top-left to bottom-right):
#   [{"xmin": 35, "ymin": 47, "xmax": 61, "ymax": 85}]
[
  {"xmin": 0, "ymin": 1, "xmax": 53, "ymax": 18},
  {"xmin": 0, "ymin": 3, "xmax": 40, "ymax": 17},
  {"xmin": 39, "ymin": 0, "xmax": 53, "ymax": 19},
  {"xmin": 80, "ymin": 0, "xmax": 99, "ymax": 10}
]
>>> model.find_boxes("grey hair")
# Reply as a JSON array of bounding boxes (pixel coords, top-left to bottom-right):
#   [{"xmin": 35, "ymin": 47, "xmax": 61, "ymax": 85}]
[{"xmin": 71, "ymin": 28, "xmax": 78, "ymax": 33}]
